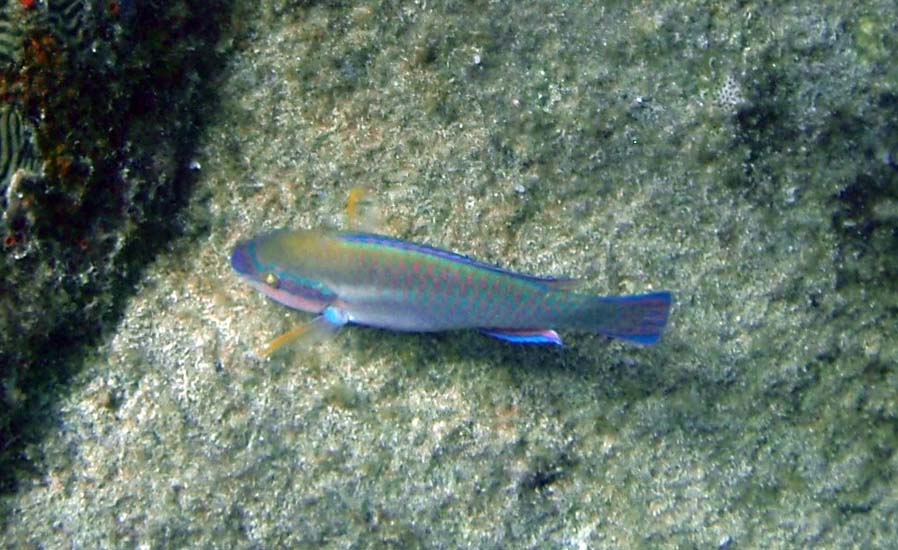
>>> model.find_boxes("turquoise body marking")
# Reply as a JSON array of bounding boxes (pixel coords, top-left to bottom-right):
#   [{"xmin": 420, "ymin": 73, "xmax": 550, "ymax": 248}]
[{"xmin": 322, "ymin": 306, "xmax": 350, "ymax": 327}]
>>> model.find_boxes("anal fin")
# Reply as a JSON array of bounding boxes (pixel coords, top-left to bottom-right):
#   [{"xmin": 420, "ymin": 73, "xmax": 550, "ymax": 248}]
[{"xmin": 480, "ymin": 328, "xmax": 563, "ymax": 346}]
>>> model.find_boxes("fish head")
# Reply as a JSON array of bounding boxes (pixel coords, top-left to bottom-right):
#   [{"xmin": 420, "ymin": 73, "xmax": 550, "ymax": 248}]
[{"xmin": 230, "ymin": 229, "xmax": 336, "ymax": 313}]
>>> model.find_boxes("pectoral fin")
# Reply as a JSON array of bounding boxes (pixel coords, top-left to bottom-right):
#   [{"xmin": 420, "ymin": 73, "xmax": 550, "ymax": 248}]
[
  {"xmin": 346, "ymin": 187, "xmax": 384, "ymax": 232},
  {"xmin": 479, "ymin": 328, "xmax": 563, "ymax": 346},
  {"xmin": 259, "ymin": 306, "xmax": 350, "ymax": 357}
]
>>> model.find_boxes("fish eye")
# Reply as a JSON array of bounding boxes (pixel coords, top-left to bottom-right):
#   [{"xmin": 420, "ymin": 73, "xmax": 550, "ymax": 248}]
[{"xmin": 264, "ymin": 273, "xmax": 279, "ymax": 288}]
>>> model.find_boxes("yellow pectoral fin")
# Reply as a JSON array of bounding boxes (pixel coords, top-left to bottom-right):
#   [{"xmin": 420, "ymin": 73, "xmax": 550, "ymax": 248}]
[
  {"xmin": 258, "ymin": 308, "xmax": 348, "ymax": 358},
  {"xmin": 346, "ymin": 187, "xmax": 384, "ymax": 232},
  {"xmin": 259, "ymin": 323, "xmax": 317, "ymax": 358}
]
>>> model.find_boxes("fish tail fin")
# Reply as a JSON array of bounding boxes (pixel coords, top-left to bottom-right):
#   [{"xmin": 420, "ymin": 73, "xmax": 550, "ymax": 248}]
[{"xmin": 588, "ymin": 291, "xmax": 672, "ymax": 345}]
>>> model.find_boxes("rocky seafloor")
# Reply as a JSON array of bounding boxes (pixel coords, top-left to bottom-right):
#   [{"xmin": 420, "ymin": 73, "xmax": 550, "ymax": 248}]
[{"xmin": 2, "ymin": 1, "xmax": 896, "ymax": 547}]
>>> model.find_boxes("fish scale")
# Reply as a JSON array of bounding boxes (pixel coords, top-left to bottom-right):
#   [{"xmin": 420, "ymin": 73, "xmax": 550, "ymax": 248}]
[{"xmin": 231, "ymin": 228, "xmax": 672, "ymax": 351}]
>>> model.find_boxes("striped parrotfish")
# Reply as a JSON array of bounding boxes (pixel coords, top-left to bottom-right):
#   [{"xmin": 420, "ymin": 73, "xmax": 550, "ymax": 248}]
[{"xmin": 231, "ymin": 228, "xmax": 672, "ymax": 356}]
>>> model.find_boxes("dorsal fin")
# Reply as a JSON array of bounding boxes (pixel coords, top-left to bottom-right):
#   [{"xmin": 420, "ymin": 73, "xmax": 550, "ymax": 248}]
[{"xmin": 538, "ymin": 278, "xmax": 582, "ymax": 290}]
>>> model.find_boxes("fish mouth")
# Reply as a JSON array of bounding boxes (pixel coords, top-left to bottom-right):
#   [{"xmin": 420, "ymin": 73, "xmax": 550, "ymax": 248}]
[{"xmin": 230, "ymin": 242, "xmax": 256, "ymax": 277}]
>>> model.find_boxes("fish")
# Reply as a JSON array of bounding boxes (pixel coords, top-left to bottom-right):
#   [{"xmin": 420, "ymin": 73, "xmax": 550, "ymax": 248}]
[
  {"xmin": 231, "ymin": 228, "xmax": 672, "ymax": 356},
  {"xmin": 0, "ymin": 105, "xmax": 40, "ymax": 189}
]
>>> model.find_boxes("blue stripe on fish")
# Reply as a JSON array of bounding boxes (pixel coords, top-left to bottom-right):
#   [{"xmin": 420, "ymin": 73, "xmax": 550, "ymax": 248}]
[{"xmin": 480, "ymin": 328, "xmax": 563, "ymax": 345}]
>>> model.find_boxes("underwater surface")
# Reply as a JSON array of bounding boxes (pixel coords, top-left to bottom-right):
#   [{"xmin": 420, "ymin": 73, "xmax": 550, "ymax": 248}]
[{"xmin": 2, "ymin": 0, "xmax": 897, "ymax": 547}]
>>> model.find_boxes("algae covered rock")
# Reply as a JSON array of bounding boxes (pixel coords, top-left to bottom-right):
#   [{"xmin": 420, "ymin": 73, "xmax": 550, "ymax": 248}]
[{"xmin": 0, "ymin": 0, "xmax": 232, "ymax": 491}]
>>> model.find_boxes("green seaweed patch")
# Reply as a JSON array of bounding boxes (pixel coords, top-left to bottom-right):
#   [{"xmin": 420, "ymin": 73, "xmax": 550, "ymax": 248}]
[
  {"xmin": 323, "ymin": 381, "xmax": 367, "ymax": 410},
  {"xmin": 853, "ymin": 16, "xmax": 892, "ymax": 67},
  {"xmin": 0, "ymin": 4, "xmax": 26, "ymax": 69}
]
